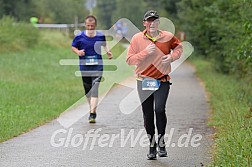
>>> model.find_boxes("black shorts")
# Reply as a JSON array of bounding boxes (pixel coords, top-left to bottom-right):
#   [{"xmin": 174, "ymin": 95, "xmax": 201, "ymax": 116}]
[{"xmin": 81, "ymin": 72, "xmax": 102, "ymax": 98}]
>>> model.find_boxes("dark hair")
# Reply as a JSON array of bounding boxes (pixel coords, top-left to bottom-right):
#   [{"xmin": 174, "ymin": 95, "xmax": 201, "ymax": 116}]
[{"xmin": 85, "ymin": 15, "xmax": 97, "ymax": 25}]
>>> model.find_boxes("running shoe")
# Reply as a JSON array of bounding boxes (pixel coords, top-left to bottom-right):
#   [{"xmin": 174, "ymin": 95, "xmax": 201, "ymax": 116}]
[{"xmin": 89, "ymin": 113, "xmax": 96, "ymax": 123}]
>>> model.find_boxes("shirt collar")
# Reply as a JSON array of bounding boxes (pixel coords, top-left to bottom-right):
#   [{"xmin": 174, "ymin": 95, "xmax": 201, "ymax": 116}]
[{"xmin": 142, "ymin": 29, "xmax": 162, "ymax": 42}]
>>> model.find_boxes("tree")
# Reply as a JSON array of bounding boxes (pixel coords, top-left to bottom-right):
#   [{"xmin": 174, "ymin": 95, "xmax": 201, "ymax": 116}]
[
  {"xmin": 0, "ymin": 0, "xmax": 89, "ymax": 23},
  {"xmin": 176, "ymin": 0, "xmax": 252, "ymax": 78},
  {"xmin": 161, "ymin": 0, "xmax": 180, "ymax": 19},
  {"xmin": 0, "ymin": 0, "xmax": 34, "ymax": 21},
  {"xmin": 31, "ymin": 0, "xmax": 89, "ymax": 23},
  {"xmin": 95, "ymin": 0, "xmax": 117, "ymax": 29},
  {"xmin": 112, "ymin": 0, "xmax": 146, "ymax": 30}
]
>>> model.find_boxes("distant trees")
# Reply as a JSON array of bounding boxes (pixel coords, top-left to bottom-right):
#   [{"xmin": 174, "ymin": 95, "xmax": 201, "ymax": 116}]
[
  {"xmin": 111, "ymin": 0, "xmax": 146, "ymax": 30},
  {"xmin": 0, "ymin": 0, "xmax": 89, "ymax": 23},
  {"xmin": 38, "ymin": 0, "xmax": 89, "ymax": 24},
  {"xmin": 95, "ymin": 0, "xmax": 116, "ymax": 29},
  {"xmin": 1, "ymin": 0, "xmax": 250, "ymax": 78},
  {"xmin": 176, "ymin": 0, "xmax": 252, "ymax": 78},
  {"xmin": 95, "ymin": 0, "xmax": 168, "ymax": 30},
  {"xmin": 0, "ymin": 0, "xmax": 34, "ymax": 21}
]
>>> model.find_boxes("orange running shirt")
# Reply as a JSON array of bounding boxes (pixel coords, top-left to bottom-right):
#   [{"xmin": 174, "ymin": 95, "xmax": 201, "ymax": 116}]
[{"xmin": 127, "ymin": 29, "xmax": 183, "ymax": 81}]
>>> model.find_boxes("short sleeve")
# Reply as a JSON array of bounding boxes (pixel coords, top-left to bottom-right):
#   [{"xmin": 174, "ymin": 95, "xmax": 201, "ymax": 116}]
[
  {"xmin": 101, "ymin": 34, "xmax": 106, "ymax": 46},
  {"xmin": 72, "ymin": 35, "xmax": 81, "ymax": 48}
]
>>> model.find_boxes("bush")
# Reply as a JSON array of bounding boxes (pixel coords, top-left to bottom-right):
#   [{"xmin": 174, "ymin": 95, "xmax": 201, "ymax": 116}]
[
  {"xmin": 0, "ymin": 16, "xmax": 39, "ymax": 52},
  {"xmin": 177, "ymin": 0, "xmax": 252, "ymax": 79}
]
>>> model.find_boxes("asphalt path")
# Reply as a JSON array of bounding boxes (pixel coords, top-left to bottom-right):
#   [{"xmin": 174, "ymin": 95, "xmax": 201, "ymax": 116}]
[{"xmin": 0, "ymin": 63, "xmax": 213, "ymax": 167}]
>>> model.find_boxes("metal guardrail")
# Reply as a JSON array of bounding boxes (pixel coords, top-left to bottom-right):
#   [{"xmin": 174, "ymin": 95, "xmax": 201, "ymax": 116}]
[
  {"xmin": 35, "ymin": 23, "xmax": 85, "ymax": 28},
  {"xmin": 34, "ymin": 23, "xmax": 85, "ymax": 36}
]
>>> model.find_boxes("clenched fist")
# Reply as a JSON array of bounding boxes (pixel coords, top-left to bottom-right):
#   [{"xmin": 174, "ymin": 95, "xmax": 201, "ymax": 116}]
[
  {"xmin": 146, "ymin": 43, "xmax": 156, "ymax": 55},
  {"xmin": 78, "ymin": 49, "xmax": 85, "ymax": 56},
  {"xmin": 161, "ymin": 54, "xmax": 173, "ymax": 64}
]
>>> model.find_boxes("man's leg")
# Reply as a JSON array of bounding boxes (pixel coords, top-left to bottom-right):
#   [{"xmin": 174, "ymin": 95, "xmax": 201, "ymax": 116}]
[
  {"xmin": 88, "ymin": 77, "xmax": 101, "ymax": 123},
  {"xmin": 86, "ymin": 97, "xmax": 91, "ymax": 106},
  {"xmin": 81, "ymin": 76, "xmax": 96, "ymax": 122},
  {"xmin": 137, "ymin": 80, "xmax": 157, "ymax": 160},
  {"xmin": 90, "ymin": 97, "xmax": 98, "ymax": 113},
  {"xmin": 88, "ymin": 97, "xmax": 98, "ymax": 123},
  {"xmin": 154, "ymin": 81, "xmax": 170, "ymax": 157},
  {"xmin": 82, "ymin": 76, "xmax": 92, "ymax": 103}
]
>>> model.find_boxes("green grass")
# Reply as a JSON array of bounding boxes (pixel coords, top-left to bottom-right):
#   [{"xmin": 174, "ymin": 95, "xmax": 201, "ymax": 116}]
[
  {"xmin": 0, "ymin": 16, "xmax": 39, "ymax": 52},
  {"xmin": 0, "ymin": 30, "xmax": 132, "ymax": 142},
  {"xmin": 190, "ymin": 57, "xmax": 252, "ymax": 167}
]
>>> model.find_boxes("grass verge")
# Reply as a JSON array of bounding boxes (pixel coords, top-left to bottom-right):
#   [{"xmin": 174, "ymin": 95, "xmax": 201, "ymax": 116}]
[
  {"xmin": 0, "ymin": 29, "xmax": 132, "ymax": 142},
  {"xmin": 190, "ymin": 57, "xmax": 251, "ymax": 166}
]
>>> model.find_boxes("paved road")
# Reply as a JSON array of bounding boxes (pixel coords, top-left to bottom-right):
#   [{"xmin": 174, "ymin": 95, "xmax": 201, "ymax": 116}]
[{"xmin": 0, "ymin": 63, "xmax": 213, "ymax": 167}]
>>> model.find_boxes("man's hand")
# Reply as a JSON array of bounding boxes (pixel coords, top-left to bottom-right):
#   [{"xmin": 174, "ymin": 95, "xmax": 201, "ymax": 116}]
[
  {"xmin": 107, "ymin": 51, "xmax": 113, "ymax": 60},
  {"xmin": 77, "ymin": 49, "xmax": 85, "ymax": 56},
  {"xmin": 161, "ymin": 54, "xmax": 173, "ymax": 64},
  {"xmin": 146, "ymin": 43, "xmax": 156, "ymax": 55}
]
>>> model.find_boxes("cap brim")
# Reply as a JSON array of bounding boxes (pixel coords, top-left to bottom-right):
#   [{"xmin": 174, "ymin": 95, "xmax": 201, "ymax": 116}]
[{"xmin": 144, "ymin": 16, "xmax": 159, "ymax": 21}]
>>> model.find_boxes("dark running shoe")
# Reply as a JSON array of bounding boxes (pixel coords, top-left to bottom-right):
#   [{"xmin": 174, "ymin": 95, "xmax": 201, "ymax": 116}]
[
  {"xmin": 89, "ymin": 113, "xmax": 96, "ymax": 123},
  {"xmin": 147, "ymin": 146, "xmax": 157, "ymax": 160},
  {"xmin": 158, "ymin": 146, "xmax": 167, "ymax": 157}
]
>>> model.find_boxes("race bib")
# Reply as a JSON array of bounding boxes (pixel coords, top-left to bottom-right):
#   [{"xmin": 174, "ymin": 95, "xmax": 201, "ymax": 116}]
[
  {"xmin": 142, "ymin": 78, "xmax": 160, "ymax": 90},
  {"xmin": 85, "ymin": 55, "xmax": 98, "ymax": 65}
]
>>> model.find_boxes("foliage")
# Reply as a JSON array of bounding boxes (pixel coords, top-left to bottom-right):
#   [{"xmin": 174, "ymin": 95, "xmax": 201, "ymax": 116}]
[
  {"xmin": 0, "ymin": 0, "xmax": 34, "ymax": 21},
  {"xmin": 0, "ymin": 16, "xmax": 39, "ymax": 52},
  {"xmin": 95, "ymin": 0, "xmax": 168, "ymax": 30},
  {"xmin": 176, "ymin": 0, "xmax": 252, "ymax": 79},
  {"xmin": 111, "ymin": 0, "xmax": 147, "ymax": 30},
  {"xmin": 191, "ymin": 58, "xmax": 252, "ymax": 166},
  {"xmin": 37, "ymin": 0, "xmax": 89, "ymax": 24},
  {"xmin": 0, "ymin": 0, "xmax": 89, "ymax": 23},
  {"xmin": 95, "ymin": 0, "xmax": 117, "ymax": 29},
  {"xmin": 172, "ymin": 0, "xmax": 252, "ymax": 165}
]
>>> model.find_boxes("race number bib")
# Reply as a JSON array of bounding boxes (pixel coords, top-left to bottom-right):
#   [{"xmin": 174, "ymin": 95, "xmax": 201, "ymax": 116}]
[
  {"xmin": 142, "ymin": 78, "xmax": 161, "ymax": 90},
  {"xmin": 85, "ymin": 55, "xmax": 98, "ymax": 65}
]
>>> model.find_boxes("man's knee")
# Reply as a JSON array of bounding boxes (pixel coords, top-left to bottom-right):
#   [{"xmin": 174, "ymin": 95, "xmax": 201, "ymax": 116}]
[{"xmin": 155, "ymin": 106, "xmax": 166, "ymax": 113}]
